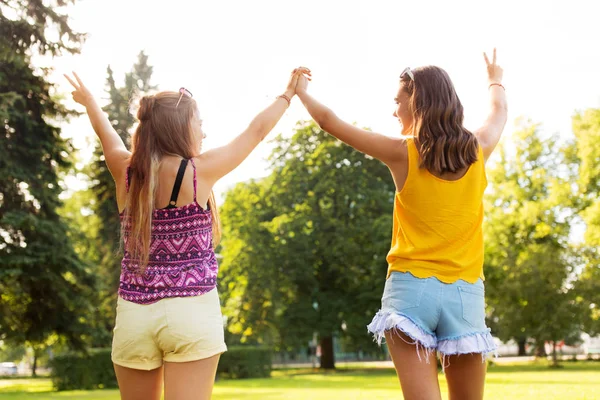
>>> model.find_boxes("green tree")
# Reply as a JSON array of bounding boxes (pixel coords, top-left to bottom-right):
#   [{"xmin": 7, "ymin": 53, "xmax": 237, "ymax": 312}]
[
  {"xmin": 220, "ymin": 121, "xmax": 395, "ymax": 369},
  {"xmin": 0, "ymin": 342, "xmax": 26, "ymax": 363},
  {"xmin": 62, "ymin": 51, "xmax": 157, "ymax": 346},
  {"xmin": 483, "ymin": 120, "xmax": 583, "ymax": 365},
  {"xmin": 218, "ymin": 178, "xmax": 295, "ymax": 348},
  {"xmin": 570, "ymin": 108, "xmax": 600, "ymax": 335},
  {"xmin": 59, "ymin": 175, "xmax": 107, "ymax": 345},
  {"xmin": 89, "ymin": 51, "xmax": 156, "ymax": 345},
  {"xmin": 0, "ymin": 0, "xmax": 95, "ymax": 374}
]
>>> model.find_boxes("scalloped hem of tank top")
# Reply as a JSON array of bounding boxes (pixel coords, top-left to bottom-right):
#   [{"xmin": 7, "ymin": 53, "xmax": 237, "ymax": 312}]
[
  {"xmin": 119, "ymin": 200, "xmax": 209, "ymax": 216},
  {"xmin": 387, "ymin": 269, "xmax": 485, "ymax": 285}
]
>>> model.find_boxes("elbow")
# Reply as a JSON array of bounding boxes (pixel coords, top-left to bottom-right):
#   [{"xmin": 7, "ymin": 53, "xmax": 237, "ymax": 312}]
[
  {"xmin": 257, "ymin": 127, "xmax": 269, "ymax": 142},
  {"xmin": 491, "ymin": 103, "xmax": 508, "ymax": 125},
  {"xmin": 315, "ymin": 109, "xmax": 335, "ymax": 131},
  {"xmin": 492, "ymin": 101, "xmax": 508, "ymax": 113},
  {"xmin": 249, "ymin": 120, "xmax": 270, "ymax": 141}
]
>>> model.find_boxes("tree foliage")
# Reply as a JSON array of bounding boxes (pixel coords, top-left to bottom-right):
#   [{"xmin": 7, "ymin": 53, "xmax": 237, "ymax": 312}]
[
  {"xmin": 61, "ymin": 51, "xmax": 157, "ymax": 346},
  {"xmin": 483, "ymin": 120, "xmax": 585, "ymax": 362},
  {"xmin": 0, "ymin": 0, "xmax": 95, "ymax": 354},
  {"xmin": 570, "ymin": 109, "xmax": 600, "ymax": 335},
  {"xmin": 219, "ymin": 121, "xmax": 395, "ymax": 368}
]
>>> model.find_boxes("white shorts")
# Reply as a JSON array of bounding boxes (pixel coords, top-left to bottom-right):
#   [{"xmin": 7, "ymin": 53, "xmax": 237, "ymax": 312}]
[{"xmin": 111, "ymin": 288, "xmax": 227, "ymax": 370}]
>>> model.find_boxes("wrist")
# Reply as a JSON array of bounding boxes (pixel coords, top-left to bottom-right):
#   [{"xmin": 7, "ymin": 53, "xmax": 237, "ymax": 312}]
[
  {"xmin": 84, "ymin": 96, "xmax": 98, "ymax": 109},
  {"xmin": 277, "ymin": 93, "xmax": 292, "ymax": 107},
  {"xmin": 283, "ymin": 89, "xmax": 295, "ymax": 99},
  {"xmin": 488, "ymin": 82, "xmax": 505, "ymax": 90}
]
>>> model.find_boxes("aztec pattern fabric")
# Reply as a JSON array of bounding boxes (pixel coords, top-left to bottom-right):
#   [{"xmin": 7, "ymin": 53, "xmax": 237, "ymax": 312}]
[{"xmin": 119, "ymin": 159, "xmax": 217, "ymax": 304}]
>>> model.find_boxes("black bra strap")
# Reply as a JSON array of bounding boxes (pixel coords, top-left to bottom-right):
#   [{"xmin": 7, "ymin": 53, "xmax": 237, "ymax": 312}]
[{"xmin": 167, "ymin": 159, "xmax": 189, "ymax": 208}]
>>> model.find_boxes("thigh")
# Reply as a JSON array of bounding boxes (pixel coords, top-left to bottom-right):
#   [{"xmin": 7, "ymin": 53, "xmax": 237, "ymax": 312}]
[
  {"xmin": 385, "ymin": 330, "xmax": 442, "ymax": 400},
  {"xmin": 114, "ymin": 364, "xmax": 163, "ymax": 400},
  {"xmin": 164, "ymin": 354, "xmax": 221, "ymax": 400},
  {"xmin": 444, "ymin": 353, "xmax": 487, "ymax": 400}
]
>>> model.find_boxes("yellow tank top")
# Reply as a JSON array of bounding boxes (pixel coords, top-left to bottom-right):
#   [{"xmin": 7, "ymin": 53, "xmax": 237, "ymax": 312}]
[{"xmin": 386, "ymin": 137, "xmax": 487, "ymax": 283}]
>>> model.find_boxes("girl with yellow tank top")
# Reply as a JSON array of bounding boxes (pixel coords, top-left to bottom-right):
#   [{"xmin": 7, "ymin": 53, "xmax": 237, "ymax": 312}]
[{"xmin": 294, "ymin": 49, "xmax": 507, "ymax": 400}]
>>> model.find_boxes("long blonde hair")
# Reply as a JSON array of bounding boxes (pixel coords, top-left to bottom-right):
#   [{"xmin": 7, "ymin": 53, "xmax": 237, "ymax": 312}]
[{"xmin": 123, "ymin": 91, "xmax": 221, "ymax": 273}]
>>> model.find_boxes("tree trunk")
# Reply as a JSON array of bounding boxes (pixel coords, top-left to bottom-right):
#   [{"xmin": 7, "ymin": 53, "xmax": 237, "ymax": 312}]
[
  {"xmin": 534, "ymin": 340, "xmax": 547, "ymax": 357},
  {"xmin": 31, "ymin": 353, "xmax": 38, "ymax": 378},
  {"xmin": 552, "ymin": 341, "xmax": 558, "ymax": 367},
  {"xmin": 320, "ymin": 336, "xmax": 335, "ymax": 369},
  {"xmin": 517, "ymin": 337, "xmax": 527, "ymax": 356}
]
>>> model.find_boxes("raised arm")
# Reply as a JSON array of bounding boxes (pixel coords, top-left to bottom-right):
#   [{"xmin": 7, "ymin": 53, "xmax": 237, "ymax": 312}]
[
  {"xmin": 196, "ymin": 69, "xmax": 301, "ymax": 184},
  {"xmin": 295, "ymin": 69, "xmax": 403, "ymax": 166},
  {"xmin": 474, "ymin": 49, "xmax": 508, "ymax": 161},
  {"xmin": 64, "ymin": 72, "xmax": 130, "ymax": 179}
]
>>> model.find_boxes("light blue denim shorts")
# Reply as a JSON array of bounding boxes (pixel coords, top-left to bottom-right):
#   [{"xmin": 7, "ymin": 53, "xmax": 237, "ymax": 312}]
[{"xmin": 367, "ymin": 271, "xmax": 497, "ymax": 359}]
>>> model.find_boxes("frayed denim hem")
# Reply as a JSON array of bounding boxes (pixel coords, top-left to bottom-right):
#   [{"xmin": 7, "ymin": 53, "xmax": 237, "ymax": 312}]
[
  {"xmin": 367, "ymin": 310, "xmax": 498, "ymax": 367},
  {"xmin": 367, "ymin": 310, "xmax": 437, "ymax": 362},
  {"xmin": 437, "ymin": 329, "xmax": 498, "ymax": 370}
]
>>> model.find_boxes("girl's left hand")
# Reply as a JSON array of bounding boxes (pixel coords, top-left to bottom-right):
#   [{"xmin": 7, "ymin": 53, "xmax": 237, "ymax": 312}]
[
  {"xmin": 64, "ymin": 72, "xmax": 95, "ymax": 108},
  {"xmin": 284, "ymin": 67, "xmax": 311, "ymax": 98},
  {"xmin": 294, "ymin": 67, "xmax": 311, "ymax": 95}
]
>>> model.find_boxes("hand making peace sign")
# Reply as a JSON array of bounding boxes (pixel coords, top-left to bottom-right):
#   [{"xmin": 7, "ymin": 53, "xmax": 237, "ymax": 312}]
[
  {"xmin": 483, "ymin": 48, "xmax": 503, "ymax": 85},
  {"xmin": 64, "ymin": 72, "xmax": 95, "ymax": 108}
]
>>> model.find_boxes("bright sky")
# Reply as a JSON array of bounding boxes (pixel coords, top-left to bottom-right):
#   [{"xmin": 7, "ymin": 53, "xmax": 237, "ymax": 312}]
[{"xmin": 50, "ymin": 0, "xmax": 600, "ymax": 201}]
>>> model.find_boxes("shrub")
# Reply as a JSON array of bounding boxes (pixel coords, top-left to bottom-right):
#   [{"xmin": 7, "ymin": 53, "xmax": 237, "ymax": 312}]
[
  {"xmin": 217, "ymin": 346, "xmax": 272, "ymax": 379},
  {"xmin": 50, "ymin": 348, "xmax": 117, "ymax": 390}
]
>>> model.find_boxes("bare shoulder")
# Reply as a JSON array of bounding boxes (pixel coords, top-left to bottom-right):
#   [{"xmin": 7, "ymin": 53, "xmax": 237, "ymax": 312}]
[
  {"xmin": 473, "ymin": 129, "xmax": 495, "ymax": 162},
  {"xmin": 107, "ymin": 149, "xmax": 131, "ymax": 183},
  {"xmin": 190, "ymin": 154, "xmax": 217, "ymax": 184},
  {"xmin": 385, "ymin": 136, "xmax": 411, "ymax": 191},
  {"xmin": 192, "ymin": 153, "xmax": 208, "ymax": 164},
  {"xmin": 158, "ymin": 155, "xmax": 184, "ymax": 174},
  {"xmin": 191, "ymin": 154, "xmax": 209, "ymax": 174},
  {"xmin": 368, "ymin": 133, "xmax": 409, "ymax": 166},
  {"xmin": 387, "ymin": 136, "xmax": 410, "ymax": 165}
]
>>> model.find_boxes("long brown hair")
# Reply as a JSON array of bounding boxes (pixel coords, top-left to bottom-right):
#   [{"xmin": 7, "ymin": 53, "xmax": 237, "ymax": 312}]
[
  {"xmin": 401, "ymin": 66, "xmax": 479, "ymax": 174},
  {"xmin": 123, "ymin": 91, "xmax": 221, "ymax": 272}
]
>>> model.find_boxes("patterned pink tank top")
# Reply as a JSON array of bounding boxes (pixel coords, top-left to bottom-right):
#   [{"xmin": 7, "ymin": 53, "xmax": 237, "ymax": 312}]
[{"xmin": 119, "ymin": 158, "xmax": 217, "ymax": 304}]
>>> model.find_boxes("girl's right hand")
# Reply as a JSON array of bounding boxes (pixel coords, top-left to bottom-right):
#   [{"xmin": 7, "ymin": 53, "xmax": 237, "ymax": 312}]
[
  {"xmin": 64, "ymin": 72, "xmax": 95, "ymax": 108},
  {"xmin": 483, "ymin": 48, "xmax": 503, "ymax": 85},
  {"xmin": 284, "ymin": 67, "xmax": 311, "ymax": 98},
  {"xmin": 294, "ymin": 67, "xmax": 312, "ymax": 95}
]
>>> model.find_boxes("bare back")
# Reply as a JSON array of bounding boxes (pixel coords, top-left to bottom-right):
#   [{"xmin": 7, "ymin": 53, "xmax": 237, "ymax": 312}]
[{"xmin": 116, "ymin": 155, "xmax": 211, "ymax": 213}]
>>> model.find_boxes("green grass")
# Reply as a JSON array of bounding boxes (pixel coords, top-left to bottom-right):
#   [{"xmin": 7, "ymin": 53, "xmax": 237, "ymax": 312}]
[{"xmin": 0, "ymin": 361, "xmax": 599, "ymax": 400}]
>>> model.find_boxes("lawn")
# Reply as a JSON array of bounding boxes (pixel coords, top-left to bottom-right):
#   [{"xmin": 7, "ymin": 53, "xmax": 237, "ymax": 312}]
[{"xmin": 0, "ymin": 361, "xmax": 598, "ymax": 400}]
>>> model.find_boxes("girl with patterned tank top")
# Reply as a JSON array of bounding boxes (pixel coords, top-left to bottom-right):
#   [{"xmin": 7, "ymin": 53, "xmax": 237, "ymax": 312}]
[
  {"xmin": 294, "ymin": 50, "xmax": 507, "ymax": 400},
  {"xmin": 65, "ymin": 68, "xmax": 304, "ymax": 400}
]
